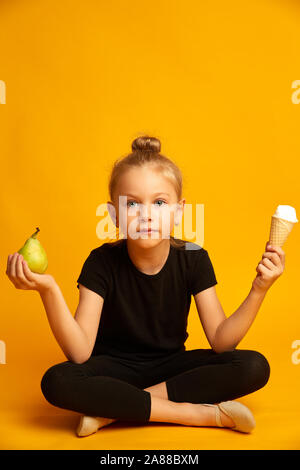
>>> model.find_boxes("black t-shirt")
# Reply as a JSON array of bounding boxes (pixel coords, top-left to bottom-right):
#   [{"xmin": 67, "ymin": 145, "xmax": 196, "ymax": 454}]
[{"xmin": 76, "ymin": 238, "xmax": 217, "ymax": 361}]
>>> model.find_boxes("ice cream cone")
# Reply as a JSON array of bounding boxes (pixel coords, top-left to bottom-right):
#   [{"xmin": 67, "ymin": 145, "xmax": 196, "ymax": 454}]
[{"xmin": 269, "ymin": 216, "xmax": 295, "ymax": 247}]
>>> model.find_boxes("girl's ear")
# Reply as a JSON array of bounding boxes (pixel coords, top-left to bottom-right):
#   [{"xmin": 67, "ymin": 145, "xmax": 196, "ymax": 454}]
[{"xmin": 174, "ymin": 199, "xmax": 185, "ymax": 225}]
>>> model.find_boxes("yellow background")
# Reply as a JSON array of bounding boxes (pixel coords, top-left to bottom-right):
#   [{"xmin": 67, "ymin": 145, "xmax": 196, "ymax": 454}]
[{"xmin": 1, "ymin": 0, "xmax": 300, "ymax": 450}]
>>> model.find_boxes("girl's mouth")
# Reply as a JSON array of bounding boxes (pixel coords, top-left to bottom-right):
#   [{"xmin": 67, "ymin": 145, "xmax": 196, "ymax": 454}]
[{"xmin": 138, "ymin": 229, "xmax": 158, "ymax": 233}]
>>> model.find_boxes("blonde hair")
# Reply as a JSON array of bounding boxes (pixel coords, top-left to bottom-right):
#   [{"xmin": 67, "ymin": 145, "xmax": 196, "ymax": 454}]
[{"xmin": 108, "ymin": 135, "xmax": 186, "ymax": 248}]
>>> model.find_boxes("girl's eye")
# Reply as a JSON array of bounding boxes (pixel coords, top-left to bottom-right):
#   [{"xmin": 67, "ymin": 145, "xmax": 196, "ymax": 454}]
[
  {"xmin": 127, "ymin": 201, "xmax": 138, "ymax": 208},
  {"xmin": 155, "ymin": 199, "xmax": 166, "ymax": 206},
  {"xmin": 127, "ymin": 200, "xmax": 166, "ymax": 208}
]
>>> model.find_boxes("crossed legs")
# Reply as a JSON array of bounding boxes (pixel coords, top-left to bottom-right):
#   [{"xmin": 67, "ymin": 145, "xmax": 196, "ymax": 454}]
[
  {"xmin": 41, "ymin": 349, "xmax": 270, "ymax": 435},
  {"xmin": 76, "ymin": 379, "xmax": 234, "ymax": 436}
]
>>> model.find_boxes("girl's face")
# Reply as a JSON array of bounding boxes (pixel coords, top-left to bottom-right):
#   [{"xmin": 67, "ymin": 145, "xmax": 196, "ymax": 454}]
[{"xmin": 109, "ymin": 166, "xmax": 185, "ymax": 245}]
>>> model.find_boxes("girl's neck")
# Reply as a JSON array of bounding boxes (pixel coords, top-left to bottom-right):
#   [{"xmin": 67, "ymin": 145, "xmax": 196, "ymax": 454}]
[{"xmin": 125, "ymin": 238, "xmax": 171, "ymax": 275}]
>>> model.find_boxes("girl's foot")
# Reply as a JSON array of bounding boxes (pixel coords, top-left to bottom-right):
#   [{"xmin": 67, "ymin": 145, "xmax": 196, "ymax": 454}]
[
  {"xmin": 77, "ymin": 415, "xmax": 118, "ymax": 437},
  {"xmin": 185, "ymin": 401, "xmax": 255, "ymax": 433},
  {"xmin": 183, "ymin": 403, "xmax": 235, "ymax": 428}
]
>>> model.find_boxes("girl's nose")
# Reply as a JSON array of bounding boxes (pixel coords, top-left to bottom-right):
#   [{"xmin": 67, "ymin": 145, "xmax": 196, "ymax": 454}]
[{"xmin": 139, "ymin": 203, "xmax": 152, "ymax": 220}]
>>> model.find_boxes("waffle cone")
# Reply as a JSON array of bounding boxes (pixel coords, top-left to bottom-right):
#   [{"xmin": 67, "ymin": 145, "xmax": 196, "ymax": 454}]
[{"xmin": 269, "ymin": 216, "xmax": 295, "ymax": 247}]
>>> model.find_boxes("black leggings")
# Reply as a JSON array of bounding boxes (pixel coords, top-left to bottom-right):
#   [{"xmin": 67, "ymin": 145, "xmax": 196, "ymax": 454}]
[{"xmin": 40, "ymin": 348, "xmax": 270, "ymax": 423}]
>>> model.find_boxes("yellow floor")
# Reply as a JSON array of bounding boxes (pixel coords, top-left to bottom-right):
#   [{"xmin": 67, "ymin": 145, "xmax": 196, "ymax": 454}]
[{"xmin": 1, "ymin": 351, "xmax": 299, "ymax": 450}]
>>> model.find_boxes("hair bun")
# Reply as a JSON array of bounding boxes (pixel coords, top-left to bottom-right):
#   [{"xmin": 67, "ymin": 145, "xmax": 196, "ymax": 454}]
[{"xmin": 132, "ymin": 135, "xmax": 161, "ymax": 153}]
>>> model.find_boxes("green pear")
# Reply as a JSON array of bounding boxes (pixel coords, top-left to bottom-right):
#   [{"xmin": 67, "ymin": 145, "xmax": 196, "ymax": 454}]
[{"xmin": 18, "ymin": 227, "xmax": 48, "ymax": 274}]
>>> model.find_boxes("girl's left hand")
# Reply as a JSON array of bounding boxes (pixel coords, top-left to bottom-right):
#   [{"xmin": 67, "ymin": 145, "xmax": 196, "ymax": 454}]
[{"xmin": 252, "ymin": 241, "xmax": 286, "ymax": 294}]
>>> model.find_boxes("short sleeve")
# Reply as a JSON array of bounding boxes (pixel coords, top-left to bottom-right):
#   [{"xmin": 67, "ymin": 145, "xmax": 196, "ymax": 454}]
[
  {"xmin": 76, "ymin": 250, "xmax": 109, "ymax": 299},
  {"xmin": 189, "ymin": 248, "xmax": 217, "ymax": 296}
]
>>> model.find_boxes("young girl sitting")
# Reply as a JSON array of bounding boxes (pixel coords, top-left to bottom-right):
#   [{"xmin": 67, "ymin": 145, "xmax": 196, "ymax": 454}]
[{"xmin": 7, "ymin": 135, "xmax": 285, "ymax": 437}]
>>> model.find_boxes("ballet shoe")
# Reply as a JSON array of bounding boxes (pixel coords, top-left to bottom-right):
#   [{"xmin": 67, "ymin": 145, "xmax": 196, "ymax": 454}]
[
  {"xmin": 202, "ymin": 400, "xmax": 256, "ymax": 433},
  {"xmin": 76, "ymin": 415, "xmax": 115, "ymax": 437}
]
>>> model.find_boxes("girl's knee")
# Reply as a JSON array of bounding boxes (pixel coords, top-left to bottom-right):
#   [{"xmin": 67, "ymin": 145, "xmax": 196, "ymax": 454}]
[
  {"xmin": 236, "ymin": 350, "xmax": 271, "ymax": 391},
  {"xmin": 253, "ymin": 351, "xmax": 271, "ymax": 387},
  {"xmin": 40, "ymin": 361, "xmax": 73, "ymax": 406}
]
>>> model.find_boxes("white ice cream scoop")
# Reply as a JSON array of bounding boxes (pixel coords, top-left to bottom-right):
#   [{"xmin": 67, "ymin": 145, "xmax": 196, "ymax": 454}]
[
  {"xmin": 272, "ymin": 205, "xmax": 298, "ymax": 223},
  {"xmin": 269, "ymin": 205, "xmax": 298, "ymax": 247}
]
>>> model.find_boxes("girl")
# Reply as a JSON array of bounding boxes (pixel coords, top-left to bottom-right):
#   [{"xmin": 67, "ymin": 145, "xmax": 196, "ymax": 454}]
[{"xmin": 6, "ymin": 135, "xmax": 284, "ymax": 437}]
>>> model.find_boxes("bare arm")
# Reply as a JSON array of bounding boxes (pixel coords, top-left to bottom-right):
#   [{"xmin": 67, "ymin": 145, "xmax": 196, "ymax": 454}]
[
  {"xmin": 194, "ymin": 243, "xmax": 285, "ymax": 353},
  {"xmin": 6, "ymin": 252, "xmax": 103, "ymax": 364},
  {"xmin": 194, "ymin": 284, "xmax": 267, "ymax": 353},
  {"xmin": 39, "ymin": 281, "xmax": 103, "ymax": 364},
  {"xmin": 212, "ymin": 287, "xmax": 266, "ymax": 353}
]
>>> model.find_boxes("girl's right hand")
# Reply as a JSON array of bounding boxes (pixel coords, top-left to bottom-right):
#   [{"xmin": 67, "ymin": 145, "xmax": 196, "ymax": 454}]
[{"xmin": 6, "ymin": 253, "xmax": 55, "ymax": 293}]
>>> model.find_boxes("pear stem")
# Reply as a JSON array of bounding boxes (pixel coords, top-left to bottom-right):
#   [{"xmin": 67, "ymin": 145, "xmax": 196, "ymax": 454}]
[{"xmin": 31, "ymin": 227, "xmax": 40, "ymax": 239}]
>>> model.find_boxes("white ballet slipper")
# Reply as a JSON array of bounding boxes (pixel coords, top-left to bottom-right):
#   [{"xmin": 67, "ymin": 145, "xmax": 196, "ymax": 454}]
[
  {"xmin": 76, "ymin": 415, "xmax": 116, "ymax": 437},
  {"xmin": 202, "ymin": 400, "xmax": 256, "ymax": 433}
]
